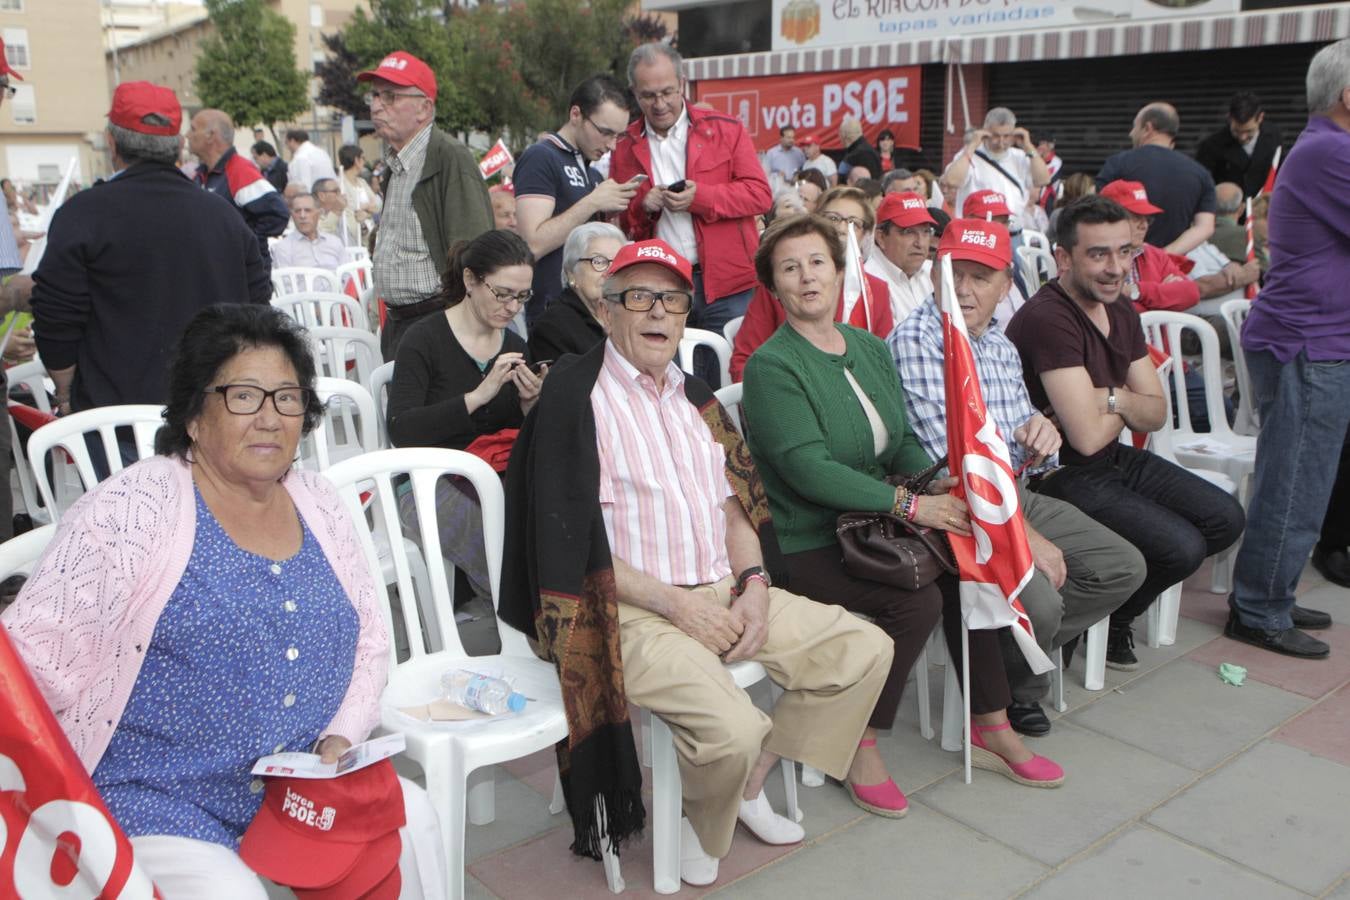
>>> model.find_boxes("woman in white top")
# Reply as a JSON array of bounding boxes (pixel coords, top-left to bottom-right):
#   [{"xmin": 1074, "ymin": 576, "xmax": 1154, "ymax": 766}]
[{"xmin": 338, "ymin": 145, "xmax": 382, "ymax": 239}]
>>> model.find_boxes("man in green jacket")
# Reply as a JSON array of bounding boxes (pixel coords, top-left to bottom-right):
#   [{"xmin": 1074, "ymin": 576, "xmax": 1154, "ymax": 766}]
[{"xmin": 358, "ymin": 51, "xmax": 493, "ymax": 359}]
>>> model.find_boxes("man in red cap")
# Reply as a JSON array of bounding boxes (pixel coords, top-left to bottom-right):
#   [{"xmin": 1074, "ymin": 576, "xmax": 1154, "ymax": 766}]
[
  {"xmin": 31, "ymin": 81, "xmax": 271, "ymax": 424},
  {"xmin": 357, "ymin": 50, "xmax": 493, "ymax": 359},
  {"xmin": 800, "ymin": 133, "xmax": 838, "ymax": 185},
  {"xmin": 1100, "ymin": 179, "xmax": 1257, "ymax": 313},
  {"xmin": 864, "ymin": 191, "xmax": 935, "ymax": 323},
  {"xmin": 1004, "ymin": 196, "xmax": 1244, "ymax": 669},
  {"xmin": 961, "ymin": 188, "xmax": 1035, "ymax": 321},
  {"xmin": 502, "ymin": 238, "xmax": 891, "ymax": 888},
  {"xmin": 890, "ymin": 218, "xmax": 1142, "ymax": 736}
]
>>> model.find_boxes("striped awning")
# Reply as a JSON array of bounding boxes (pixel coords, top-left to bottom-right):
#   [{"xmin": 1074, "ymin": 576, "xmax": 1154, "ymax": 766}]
[{"xmin": 684, "ymin": 2, "xmax": 1348, "ymax": 80}]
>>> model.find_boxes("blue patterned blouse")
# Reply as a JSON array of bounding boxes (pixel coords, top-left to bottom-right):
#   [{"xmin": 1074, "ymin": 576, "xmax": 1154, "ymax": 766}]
[{"xmin": 92, "ymin": 489, "xmax": 360, "ymax": 847}]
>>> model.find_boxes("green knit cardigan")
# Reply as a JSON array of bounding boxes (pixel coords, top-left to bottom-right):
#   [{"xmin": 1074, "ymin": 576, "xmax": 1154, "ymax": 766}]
[{"xmin": 742, "ymin": 322, "xmax": 933, "ymax": 554}]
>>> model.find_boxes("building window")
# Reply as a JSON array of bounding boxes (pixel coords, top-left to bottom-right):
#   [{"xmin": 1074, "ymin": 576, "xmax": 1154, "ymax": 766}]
[
  {"xmin": 2, "ymin": 28, "xmax": 28, "ymax": 69},
  {"xmin": 0, "ymin": 0, "xmax": 23, "ymax": 12},
  {"xmin": 10, "ymin": 84, "xmax": 34, "ymax": 124}
]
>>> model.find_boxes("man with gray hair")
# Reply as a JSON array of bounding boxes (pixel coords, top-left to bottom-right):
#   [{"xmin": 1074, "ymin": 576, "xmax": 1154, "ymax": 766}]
[
  {"xmin": 187, "ymin": 107, "xmax": 289, "ymax": 269},
  {"xmin": 1209, "ymin": 181, "xmax": 1248, "ymax": 263},
  {"xmin": 1225, "ymin": 37, "xmax": 1350, "ymax": 659},
  {"xmin": 881, "ymin": 168, "xmax": 920, "ymax": 195},
  {"xmin": 838, "ymin": 115, "xmax": 882, "ymax": 183},
  {"xmin": 31, "ymin": 82, "xmax": 270, "ymax": 416},
  {"xmin": 1096, "ymin": 102, "xmax": 1217, "ymax": 254},
  {"xmin": 940, "ymin": 107, "xmax": 1050, "ymax": 236}
]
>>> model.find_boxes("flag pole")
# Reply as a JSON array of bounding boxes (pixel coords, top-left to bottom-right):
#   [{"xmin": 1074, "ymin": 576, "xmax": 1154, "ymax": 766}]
[
  {"xmin": 962, "ymin": 621, "xmax": 971, "ymax": 785},
  {"xmin": 1244, "ymin": 197, "xmax": 1257, "ymax": 301}
]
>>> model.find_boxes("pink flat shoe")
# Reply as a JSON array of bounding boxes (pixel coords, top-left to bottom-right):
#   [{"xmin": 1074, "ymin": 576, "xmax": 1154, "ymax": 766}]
[
  {"xmin": 970, "ymin": 721, "xmax": 1064, "ymax": 788},
  {"xmin": 843, "ymin": 738, "xmax": 908, "ymax": 817}
]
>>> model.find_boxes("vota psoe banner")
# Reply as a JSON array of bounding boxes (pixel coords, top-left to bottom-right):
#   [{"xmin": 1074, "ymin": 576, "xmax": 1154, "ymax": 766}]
[{"xmin": 695, "ymin": 66, "xmax": 922, "ymax": 152}]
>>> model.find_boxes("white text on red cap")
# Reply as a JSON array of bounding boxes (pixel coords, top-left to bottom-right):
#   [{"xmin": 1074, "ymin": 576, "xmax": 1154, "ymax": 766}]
[
  {"xmin": 282, "ymin": 786, "xmax": 336, "ymax": 832},
  {"xmin": 960, "ymin": 230, "xmax": 999, "ymax": 250},
  {"xmin": 635, "ymin": 245, "xmax": 677, "ymax": 265},
  {"xmin": 902, "ymin": 198, "xmax": 924, "ymax": 210},
  {"xmin": 379, "ymin": 56, "xmax": 408, "ymax": 71},
  {"xmin": 1133, "ymin": 189, "xmax": 1148, "ymax": 201}
]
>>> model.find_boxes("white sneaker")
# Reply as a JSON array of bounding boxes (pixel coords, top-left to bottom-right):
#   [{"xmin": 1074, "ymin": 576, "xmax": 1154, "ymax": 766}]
[
  {"xmin": 737, "ymin": 790, "xmax": 805, "ymax": 845},
  {"xmin": 679, "ymin": 817, "xmax": 719, "ymax": 886}
]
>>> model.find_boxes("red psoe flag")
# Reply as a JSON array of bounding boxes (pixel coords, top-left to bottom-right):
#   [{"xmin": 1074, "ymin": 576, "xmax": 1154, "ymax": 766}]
[
  {"xmin": 938, "ymin": 254, "xmax": 1054, "ymax": 675},
  {"xmin": 478, "ymin": 139, "xmax": 514, "ymax": 181},
  {"xmin": 839, "ymin": 223, "xmax": 893, "ymax": 338},
  {"xmin": 1258, "ymin": 145, "xmax": 1282, "ymax": 197},
  {"xmin": 0, "ymin": 627, "xmax": 159, "ymax": 897}
]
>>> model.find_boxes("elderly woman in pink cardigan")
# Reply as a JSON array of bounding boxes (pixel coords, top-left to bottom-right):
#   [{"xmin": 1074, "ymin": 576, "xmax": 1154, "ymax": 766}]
[{"xmin": 2, "ymin": 305, "xmax": 444, "ymax": 897}]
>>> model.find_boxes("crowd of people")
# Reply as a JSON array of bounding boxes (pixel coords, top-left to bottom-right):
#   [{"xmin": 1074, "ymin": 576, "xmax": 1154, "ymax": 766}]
[{"xmin": 0, "ymin": 29, "xmax": 1345, "ymax": 896}]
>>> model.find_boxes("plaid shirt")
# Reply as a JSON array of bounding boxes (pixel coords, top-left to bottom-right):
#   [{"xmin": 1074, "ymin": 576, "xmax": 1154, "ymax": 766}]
[
  {"xmin": 373, "ymin": 124, "xmax": 441, "ymax": 306},
  {"xmin": 888, "ymin": 300, "xmax": 1057, "ymax": 475}
]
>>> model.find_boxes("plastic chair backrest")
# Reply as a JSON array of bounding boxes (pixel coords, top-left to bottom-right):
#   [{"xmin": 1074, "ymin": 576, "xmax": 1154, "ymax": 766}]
[
  {"xmin": 368, "ymin": 361, "xmax": 395, "ymax": 449},
  {"xmin": 5, "ymin": 360, "xmax": 53, "ymax": 414},
  {"xmin": 27, "ymin": 405, "xmax": 164, "ymax": 518},
  {"xmin": 677, "ymin": 327, "xmax": 733, "ymax": 387},
  {"xmin": 271, "ymin": 267, "xmax": 341, "ymax": 297},
  {"xmin": 1219, "ymin": 298, "xmax": 1258, "ymax": 434},
  {"xmin": 714, "ymin": 382, "xmax": 744, "ymax": 438},
  {"xmin": 724, "ymin": 315, "xmax": 745, "ymax": 348},
  {"xmin": 0, "ymin": 524, "xmax": 56, "ymax": 582},
  {"xmin": 344, "ymin": 246, "xmax": 370, "ymax": 263},
  {"xmin": 308, "ymin": 326, "xmax": 382, "ymax": 387},
  {"xmin": 1139, "ymin": 311, "xmax": 1235, "ymax": 442},
  {"xmin": 335, "ymin": 260, "xmax": 375, "ymax": 313},
  {"xmin": 299, "ymin": 377, "xmax": 378, "ymax": 472},
  {"xmin": 272, "ymin": 291, "xmax": 369, "ymax": 331},
  {"xmin": 1022, "ymin": 229, "xmax": 1051, "ymax": 253},
  {"xmin": 6, "ymin": 361, "xmax": 57, "ymax": 523},
  {"xmin": 323, "ymin": 448, "xmax": 523, "ymax": 667},
  {"xmin": 1015, "ymin": 245, "xmax": 1057, "ymax": 292}
]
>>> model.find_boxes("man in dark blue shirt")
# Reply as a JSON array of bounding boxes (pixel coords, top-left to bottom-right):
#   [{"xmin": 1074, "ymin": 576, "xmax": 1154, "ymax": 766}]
[{"xmin": 514, "ymin": 74, "xmax": 639, "ymax": 323}]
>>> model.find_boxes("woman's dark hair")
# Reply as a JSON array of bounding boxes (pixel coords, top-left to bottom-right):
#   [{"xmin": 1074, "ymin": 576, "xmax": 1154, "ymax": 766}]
[
  {"xmin": 877, "ymin": 128, "xmax": 895, "ymax": 145},
  {"xmin": 338, "ymin": 144, "xmax": 363, "ymax": 171},
  {"xmin": 155, "ymin": 304, "xmax": 324, "ymax": 458},
  {"xmin": 441, "ymin": 229, "xmax": 535, "ymax": 305},
  {"xmin": 1055, "ymin": 195, "xmax": 1130, "ymax": 251},
  {"xmin": 754, "ymin": 213, "xmax": 845, "ymax": 294},
  {"xmin": 795, "ymin": 167, "xmax": 829, "ymax": 194}
]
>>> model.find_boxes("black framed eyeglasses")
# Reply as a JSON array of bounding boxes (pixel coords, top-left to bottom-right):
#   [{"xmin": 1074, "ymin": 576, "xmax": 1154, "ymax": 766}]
[
  {"xmin": 580, "ymin": 254, "xmax": 613, "ymax": 273},
  {"xmin": 480, "ymin": 281, "xmax": 532, "ymax": 306},
  {"xmin": 205, "ymin": 384, "xmax": 313, "ymax": 416},
  {"xmin": 584, "ymin": 116, "xmax": 621, "ymax": 141},
  {"xmin": 822, "ymin": 212, "xmax": 867, "ymax": 230},
  {"xmin": 604, "ymin": 288, "xmax": 693, "ymax": 314}
]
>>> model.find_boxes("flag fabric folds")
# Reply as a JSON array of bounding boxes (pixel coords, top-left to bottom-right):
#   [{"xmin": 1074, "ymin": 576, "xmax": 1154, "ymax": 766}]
[{"xmin": 840, "ymin": 223, "xmax": 893, "ymax": 337}]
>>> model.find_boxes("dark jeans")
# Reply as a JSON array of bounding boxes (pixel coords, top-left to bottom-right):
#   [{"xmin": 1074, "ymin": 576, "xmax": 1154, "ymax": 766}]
[
  {"xmin": 784, "ymin": 547, "xmax": 1010, "ymax": 729},
  {"xmin": 1319, "ymin": 421, "xmax": 1350, "ymax": 551},
  {"xmin": 688, "ymin": 269, "xmax": 753, "ymax": 389},
  {"xmin": 1231, "ymin": 350, "xmax": 1350, "ymax": 630},
  {"xmin": 1031, "ymin": 443, "xmax": 1245, "ymax": 627}
]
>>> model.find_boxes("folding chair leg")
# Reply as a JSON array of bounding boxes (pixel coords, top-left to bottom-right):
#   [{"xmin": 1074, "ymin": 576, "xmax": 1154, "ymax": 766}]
[
  {"xmin": 1210, "ymin": 544, "xmax": 1236, "ymax": 595},
  {"xmin": 549, "ymin": 766, "xmax": 566, "ymax": 815},
  {"xmin": 780, "ymin": 758, "xmax": 802, "ymax": 823},
  {"xmin": 1083, "ymin": 618, "xmax": 1109, "ymax": 692},
  {"xmin": 466, "ymin": 765, "xmax": 495, "ymax": 826},
  {"xmin": 801, "ymin": 764, "xmax": 824, "ymax": 787},
  {"xmin": 941, "ymin": 655, "xmax": 963, "ymax": 753},
  {"xmin": 1147, "ymin": 584, "xmax": 1182, "ymax": 648},
  {"xmin": 649, "ymin": 715, "xmax": 681, "ymax": 895},
  {"xmin": 1050, "ymin": 647, "xmax": 1067, "ymax": 713},
  {"xmin": 914, "ymin": 645, "xmax": 933, "ymax": 740},
  {"xmin": 597, "ymin": 797, "xmax": 626, "ymax": 894}
]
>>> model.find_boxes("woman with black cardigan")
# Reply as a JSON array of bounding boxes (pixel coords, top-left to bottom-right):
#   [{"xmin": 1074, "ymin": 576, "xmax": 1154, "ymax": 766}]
[
  {"xmin": 526, "ymin": 221, "xmax": 623, "ymax": 363},
  {"xmin": 386, "ymin": 229, "xmax": 544, "ymax": 602}
]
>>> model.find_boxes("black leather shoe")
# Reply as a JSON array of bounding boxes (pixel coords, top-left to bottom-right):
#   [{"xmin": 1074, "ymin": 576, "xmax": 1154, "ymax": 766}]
[
  {"xmin": 1291, "ymin": 605, "xmax": 1333, "ymax": 630},
  {"xmin": 1311, "ymin": 544, "xmax": 1350, "ymax": 588},
  {"xmin": 1224, "ymin": 612, "xmax": 1330, "ymax": 659},
  {"xmin": 1007, "ymin": 701, "xmax": 1051, "ymax": 737}
]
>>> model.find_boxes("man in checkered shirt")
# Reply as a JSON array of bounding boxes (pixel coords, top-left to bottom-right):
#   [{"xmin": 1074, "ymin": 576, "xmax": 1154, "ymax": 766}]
[{"xmin": 888, "ymin": 217, "xmax": 1141, "ymax": 738}]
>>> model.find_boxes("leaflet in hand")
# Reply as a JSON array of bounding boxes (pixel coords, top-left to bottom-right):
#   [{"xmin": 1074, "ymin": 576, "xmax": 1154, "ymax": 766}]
[{"xmin": 251, "ymin": 733, "xmax": 405, "ymax": 780}]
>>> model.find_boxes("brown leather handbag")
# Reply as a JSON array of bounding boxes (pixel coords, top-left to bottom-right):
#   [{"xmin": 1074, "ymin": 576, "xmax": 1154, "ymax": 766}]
[{"xmin": 835, "ymin": 456, "xmax": 959, "ymax": 591}]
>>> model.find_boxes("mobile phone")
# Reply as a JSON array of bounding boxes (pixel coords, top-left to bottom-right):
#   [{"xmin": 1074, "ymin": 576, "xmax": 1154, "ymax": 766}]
[
  {"xmin": 627, "ymin": 174, "xmax": 649, "ymax": 184},
  {"xmin": 515, "ymin": 359, "xmax": 552, "ymax": 374},
  {"xmin": 666, "ymin": 179, "xmax": 687, "ymax": 193}
]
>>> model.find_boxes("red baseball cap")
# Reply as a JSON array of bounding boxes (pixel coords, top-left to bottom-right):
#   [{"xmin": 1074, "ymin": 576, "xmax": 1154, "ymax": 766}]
[
  {"xmin": 963, "ymin": 189, "xmax": 1012, "ymax": 219},
  {"xmin": 107, "ymin": 82, "xmax": 181, "ymax": 136},
  {"xmin": 1100, "ymin": 180, "xmax": 1164, "ymax": 216},
  {"xmin": 0, "ymin": 37, "xmax": 23, "ymax": 81},
  {"xmin": 239, "ymin": 760, "xmax": 406, "ymax": 895},
  {"xmin": 607, "ymin": 239, "xmax": 694, "ymax": 288},
  {"xmin": 876, "ymin": 192, "xmax": 937, "ymax": 229},
  {"xmin": 357, "ymin": 51, "xmax": 437, "ymax": 101},
  {"xmin": 939, "ymin": 218, "xmax": 1013, "ymax": 270},
  {"xmin": 798, "ymin": 134, "xmax": 819, "ymax": 146}
]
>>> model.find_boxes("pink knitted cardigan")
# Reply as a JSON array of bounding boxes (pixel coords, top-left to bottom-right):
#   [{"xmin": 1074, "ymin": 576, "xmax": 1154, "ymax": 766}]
[{"xmin": 1, "ymin": 454, "xmax": 388, "ymax": 774}]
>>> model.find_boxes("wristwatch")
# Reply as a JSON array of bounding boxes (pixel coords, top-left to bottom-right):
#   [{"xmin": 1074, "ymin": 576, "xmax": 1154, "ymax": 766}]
[
  {"xmin": 732, "ymin": 565, "xmax": 771, "ymax": 598},
  {"xmin": 1107, "ymin": 387, "xmax": 1118, "ymax": 415}
]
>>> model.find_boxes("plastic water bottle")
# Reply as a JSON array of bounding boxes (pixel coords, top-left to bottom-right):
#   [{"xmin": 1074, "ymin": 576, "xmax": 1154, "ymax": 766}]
[{"xmin": 440, "ymin": 670, "xmax": 527, "ymax": 715}]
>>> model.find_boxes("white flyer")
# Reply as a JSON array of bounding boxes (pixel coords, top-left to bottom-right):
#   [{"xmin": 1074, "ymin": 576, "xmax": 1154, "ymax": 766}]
[{"xmin": 250, "ymin": 733, "xmax": 405, "ymax": 780}]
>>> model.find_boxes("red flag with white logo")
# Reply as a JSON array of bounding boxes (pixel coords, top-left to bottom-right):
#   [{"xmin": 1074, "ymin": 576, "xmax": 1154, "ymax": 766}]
[
  {"xmin": 839, "ymin": 224, "xmax": 893, "ymax": 338},
  {"xmin": 938, "ymin": 254, "xmax": 1053, "ymax": 674},
  {"xmin": 1258, "ymin": 145, "xmax": 1281, "ymax": 197},
  {"xmin": 0, "ymin": 628, "xmax": 159, "ymax": 896},
  {"xmin": 478, "ymin": 139, "xmax": 514, "ymax": 181}
]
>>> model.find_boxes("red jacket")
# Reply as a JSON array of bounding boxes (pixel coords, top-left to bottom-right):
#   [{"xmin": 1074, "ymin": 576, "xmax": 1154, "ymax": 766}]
[
  {"xmin": 1131, "ymin": 243, "xmax": 1200, "ymax": 313},
  {"xmin": 729, "ymin": 273, "xmax": 894, "ymax": 382},
  {"xmin": 610, "ymin": 105, "xmax": 771, "ymax": 304}
]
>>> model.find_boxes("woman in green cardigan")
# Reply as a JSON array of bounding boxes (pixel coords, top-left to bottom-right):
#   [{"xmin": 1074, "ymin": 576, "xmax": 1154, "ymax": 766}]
[{"xmin": 742, "ymin": 215, "xmax": 1064, "ymax": 817}]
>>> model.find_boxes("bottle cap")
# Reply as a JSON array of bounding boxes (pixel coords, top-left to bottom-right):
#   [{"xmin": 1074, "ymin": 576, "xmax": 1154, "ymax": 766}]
[{"xmin": 507, "ymin": 692, "xmax": 527, "ymax": 713}]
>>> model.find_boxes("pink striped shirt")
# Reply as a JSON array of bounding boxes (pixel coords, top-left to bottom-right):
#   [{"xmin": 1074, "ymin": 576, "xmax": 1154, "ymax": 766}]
[{"xmin": 592, "ymin": 341, "xmax": 733, "ymax": 585}]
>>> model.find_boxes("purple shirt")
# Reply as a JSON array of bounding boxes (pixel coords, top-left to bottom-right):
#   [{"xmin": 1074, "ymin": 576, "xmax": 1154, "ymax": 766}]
[{"xmin": 1243, "ymin": 117, "xmax": 1350, "ymax": 363}]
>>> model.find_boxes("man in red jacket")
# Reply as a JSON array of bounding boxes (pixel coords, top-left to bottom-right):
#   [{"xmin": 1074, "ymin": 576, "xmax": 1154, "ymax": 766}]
[{"xmin": 611, "ymin": 42, "xmax": 771, "ymax": 385}]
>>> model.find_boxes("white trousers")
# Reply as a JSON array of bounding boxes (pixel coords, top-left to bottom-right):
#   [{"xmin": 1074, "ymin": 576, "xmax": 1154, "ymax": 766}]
[{"xmin": 130, "ymin": 777, "xmax": 446, "ymax": 899}]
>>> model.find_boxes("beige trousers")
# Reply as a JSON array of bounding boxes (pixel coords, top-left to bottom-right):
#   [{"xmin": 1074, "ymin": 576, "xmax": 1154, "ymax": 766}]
[{"xmin": 618, "ymin": 579, "xmax": 892, "ymax": 857}]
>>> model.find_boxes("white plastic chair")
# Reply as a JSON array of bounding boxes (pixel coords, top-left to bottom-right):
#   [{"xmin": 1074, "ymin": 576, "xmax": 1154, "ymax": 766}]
[
  {"xmin": 6, "ymin": 360, "xmax": 56, "ymax": 524},
  {"xmin": 1048, "ymin": 616, "xmax": 1110, "ymax": 711},
  {"xmin": 368, "ymin": 361, "xmax": 396, "ymax": 449},
  {"xmin": 308, "ymin": 326, "xmax": 382, "ymax": 388},
  {"xmin": 677, "ymin": 327, "xmax": 733, "ymax": 388},
  {"xmin": 324, "ymin": 448, "xmax": 568, "ymax": 900},
  {"xmin": 724, "ymin": 315, "xmax": 745, "ymax": 348},
  {"xmin": 1219, "ymin": 298, "xmax": 1258, "ymax": 437},
  {"xmin": 0, "ymin": 523, "xmax": 55, "ymax": 582},
  {"xmin": 1021, "ymin": 229, "xmax": 1051, "ymax": 253},
  {"xmin": 272, "ymin": 291, "xmax": 370, "ymax": 331},
  {"xmin": 336, "ymin": 259, "xmax": 376, "ymax": 326},
  {"xmin": 298, "ymin": 378, "xmax": 378, "ymax": 471},
  {"xmin": 344, "ymin": 245, "xmax": 370, "ymax": 263},
  {"xmin": 714, "ymin": 382, "xmax": 743, "ymax": 438},
  {"xmin": 26, "ymin": 405, "xmax": 163, "ymax": 519},
  {"xmin": 1139, "ymin": 311, "xmax": 1256, "ymax": 498},
  {"xmin": 271, "ymin": 266, "xmax": 341, "ymax": 297},
  {"xmin": 1015, "ymin": 245, "xmax": 1056, "ymax": 292}
]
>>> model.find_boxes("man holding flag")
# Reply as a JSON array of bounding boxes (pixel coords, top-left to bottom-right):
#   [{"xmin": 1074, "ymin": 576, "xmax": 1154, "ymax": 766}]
[{"xmin": 889, "ymin": 218, "xmax": 1143, "ymax": 736}]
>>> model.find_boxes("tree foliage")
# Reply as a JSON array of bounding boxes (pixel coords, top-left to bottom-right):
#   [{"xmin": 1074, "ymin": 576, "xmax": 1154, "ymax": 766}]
[
  {"xmin": 196, "ymin": 0, "xmax": 309, "ymax": 131},
  {"xmin": 314, "ymin": 32, "xmax": 366, "ymax": 119}
]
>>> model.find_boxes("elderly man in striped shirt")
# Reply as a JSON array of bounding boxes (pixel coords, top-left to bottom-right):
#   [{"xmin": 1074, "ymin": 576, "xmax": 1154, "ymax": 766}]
[{"xmin": 502, "ymin": 239, "xmax": 892, "ymax": 889}]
